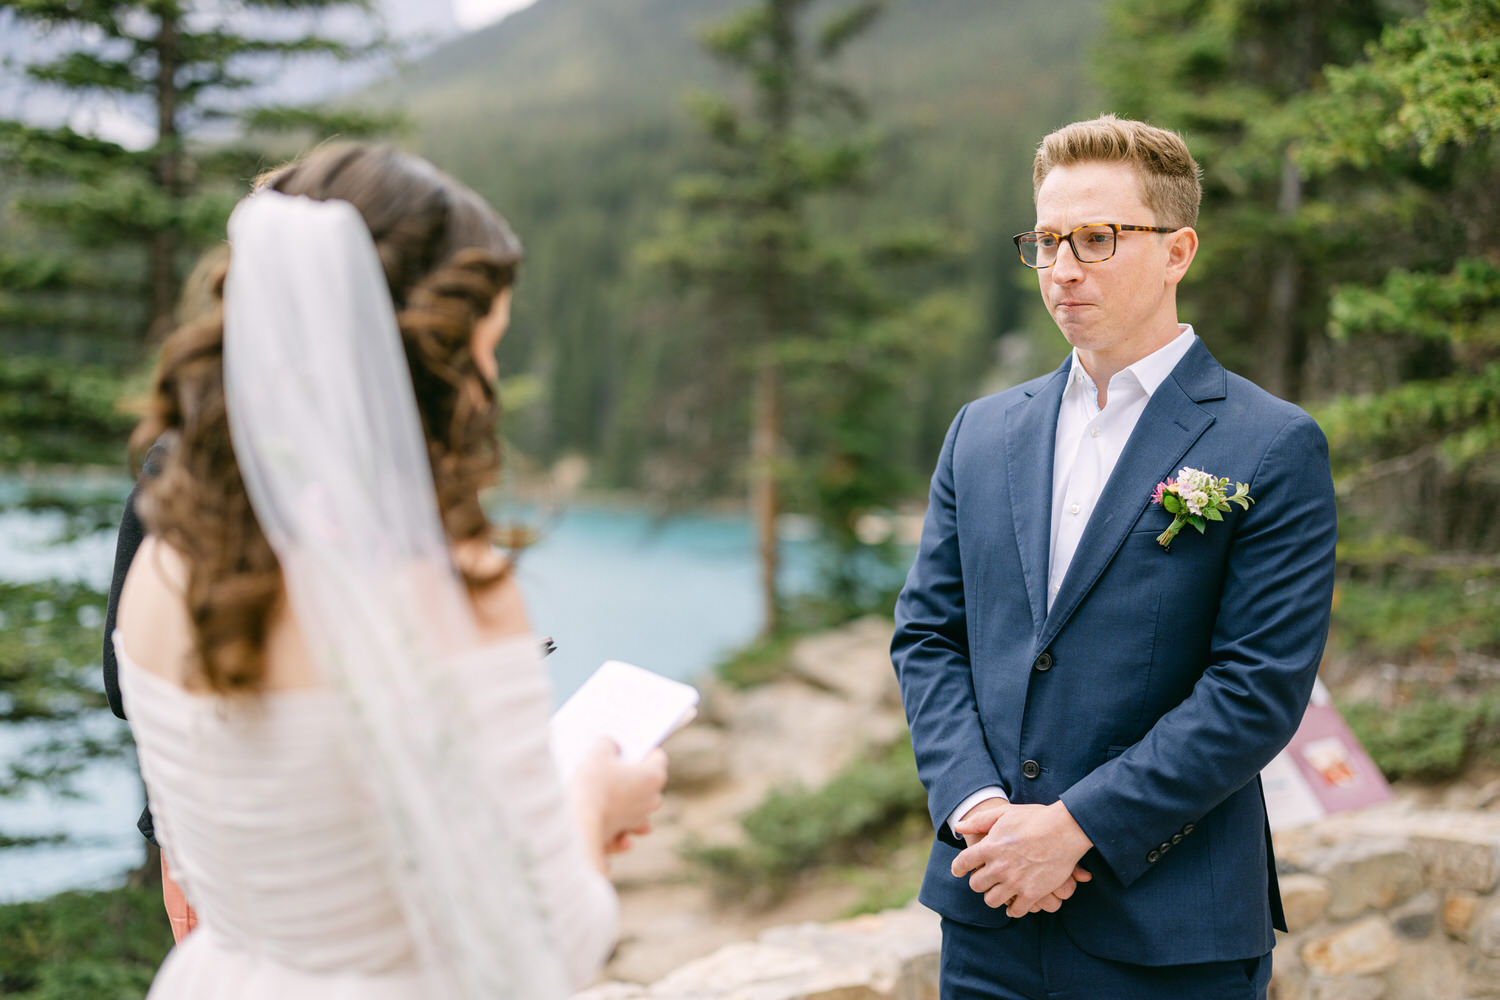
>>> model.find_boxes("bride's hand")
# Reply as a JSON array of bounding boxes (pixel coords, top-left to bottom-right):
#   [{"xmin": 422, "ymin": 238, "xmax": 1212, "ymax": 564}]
[
  {"xmin": 604, "ymin": 820, "xmax": 652, "ymax": 855},
  {"xmin": 569, "ymin": 739, "xmax": 668, "ymax": 871}
]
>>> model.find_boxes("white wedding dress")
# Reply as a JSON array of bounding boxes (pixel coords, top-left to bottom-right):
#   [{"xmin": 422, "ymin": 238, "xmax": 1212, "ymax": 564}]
[{"xmin": 115, "ymin": 631, "xmax": 619, "ymax": 999}]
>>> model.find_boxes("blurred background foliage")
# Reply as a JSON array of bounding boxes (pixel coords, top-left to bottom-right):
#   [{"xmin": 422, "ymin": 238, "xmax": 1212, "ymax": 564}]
[
  {"xmin": 0, "ymin": 882, "xmax": 172, "ymax": 998},
  {"xmin": 1, "ymin": 0, "xmax": 1498, "ymax": 966}
]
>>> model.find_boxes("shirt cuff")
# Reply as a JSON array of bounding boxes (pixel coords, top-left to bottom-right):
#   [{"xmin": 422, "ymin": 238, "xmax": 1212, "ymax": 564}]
[{"xmin": 948, "ymin": 786, "xmax": 1008, "ymax": 837}]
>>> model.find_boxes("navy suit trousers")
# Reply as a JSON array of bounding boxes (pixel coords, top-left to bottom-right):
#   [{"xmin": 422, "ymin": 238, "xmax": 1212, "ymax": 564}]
[{"xmin": 939, "ymin": 917, "xmax": 1271, "ymax": 1000}]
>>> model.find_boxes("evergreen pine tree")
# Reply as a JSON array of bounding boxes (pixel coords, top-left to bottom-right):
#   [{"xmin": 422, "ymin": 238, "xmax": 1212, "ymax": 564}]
[
  {"xmin": 0, "ymin": 1, "xmax": 399, "ymax": 358},
  {"xmin": 640, "ymin": 0, "xmax": 958, "ymax": 629}
]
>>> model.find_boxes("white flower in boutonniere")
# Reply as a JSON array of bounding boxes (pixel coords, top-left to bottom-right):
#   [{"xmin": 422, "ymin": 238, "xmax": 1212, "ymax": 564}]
[{"xmin": 1149, "ymin": 467, "xmax": 1253, "ymax": 551}]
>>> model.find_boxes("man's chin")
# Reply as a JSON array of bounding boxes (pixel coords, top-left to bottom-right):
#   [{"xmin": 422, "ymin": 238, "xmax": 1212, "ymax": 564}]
[{"xmin": 1052, "ymin": 321, "xmax": 1098, "ymax": 349}]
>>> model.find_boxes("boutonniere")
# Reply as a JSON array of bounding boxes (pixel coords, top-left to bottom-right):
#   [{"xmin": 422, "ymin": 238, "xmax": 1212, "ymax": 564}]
[{"xmin": 1150, "ymin": 467, "xmax": 1253, "ymax": 551}]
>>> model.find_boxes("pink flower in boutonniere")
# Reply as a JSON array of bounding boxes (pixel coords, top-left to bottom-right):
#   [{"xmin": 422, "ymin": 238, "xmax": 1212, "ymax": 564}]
[{"xmin": 1150, "ymin": 467, "xmax": 1253, "ymax": 551}]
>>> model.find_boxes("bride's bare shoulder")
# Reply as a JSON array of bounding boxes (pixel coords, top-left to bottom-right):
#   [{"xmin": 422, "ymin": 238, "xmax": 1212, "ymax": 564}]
[
  {"xmin": 118, "ymin": 535, "xmax": 188, "ymax": 618},
  {"xmin": 115, "ymin": 535, "xmax": 199, "ymax": 685},
  {"xmin": 118, "ymin": 536, "xmax": 320, "ymax": 692}
]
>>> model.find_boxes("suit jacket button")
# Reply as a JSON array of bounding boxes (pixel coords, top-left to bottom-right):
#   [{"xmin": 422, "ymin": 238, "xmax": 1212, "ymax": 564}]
[
  {"xmin": 1147, "ymin": 849, "xmax": 1160, "ymax": 863},
  {"xmin": 1033, "ymin": 652, "xmax": 1054, "ymax": 672},
  {"xmin": 1021, "ymin": 760, "xmax": 1041, "ymax": 779},
  {"xmin": 1182, "ymin": 823, "xmax": 1195, "ymax": 835},
  {"xmin": 1171, "ymin": 834, "xmax": 1183, "ymax": 845},
  {"xmin": 1159, "ymin": 841, "xmax": 1172, "ymax": 854}
]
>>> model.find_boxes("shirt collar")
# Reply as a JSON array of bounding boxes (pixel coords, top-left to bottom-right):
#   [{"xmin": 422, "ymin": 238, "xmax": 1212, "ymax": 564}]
[{"xmin": 1064, "ymin": 325, "xmax": 1198, "ymax": 401}]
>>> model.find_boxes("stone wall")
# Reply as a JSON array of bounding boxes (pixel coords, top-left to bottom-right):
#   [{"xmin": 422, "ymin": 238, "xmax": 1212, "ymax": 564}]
[
  {"xmin": 1269, "ymin": 806, "xmax": 1500, "ymax": 999},
  {"xmin": 578, "ymin": 904, "xmax": 941, "ymax": 1000},
  {"xmin": 580, "ymin": 806, "xmax": 1500, "ymax": 1000}
]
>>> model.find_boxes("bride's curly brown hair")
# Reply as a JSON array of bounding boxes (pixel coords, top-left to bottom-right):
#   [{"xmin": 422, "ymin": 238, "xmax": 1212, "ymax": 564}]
[{"xmin": 132, "ymin": 143, "xmax": 524, "ymax": 693}]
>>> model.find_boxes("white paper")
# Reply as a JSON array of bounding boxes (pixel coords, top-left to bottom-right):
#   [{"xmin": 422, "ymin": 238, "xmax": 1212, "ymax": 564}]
[
  {"xmin": 550, "ymin": 660, "xmax": 699, "ymax": 778},
  {"xmin": 1261, "ymin": 750, "xmax": 1326, "ymax": 832}
]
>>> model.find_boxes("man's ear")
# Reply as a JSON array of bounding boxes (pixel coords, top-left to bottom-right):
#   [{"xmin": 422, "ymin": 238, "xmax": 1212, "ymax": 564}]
[{"xmin": 1164, "ymin": 227, "xmax": 1199, "ymax": 286}]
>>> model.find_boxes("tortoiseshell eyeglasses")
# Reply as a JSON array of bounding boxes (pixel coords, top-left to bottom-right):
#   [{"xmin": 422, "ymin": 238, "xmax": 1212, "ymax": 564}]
[{"xmin": 1013, "ymin": 222, "xmax": 1180, "ymax": 269}]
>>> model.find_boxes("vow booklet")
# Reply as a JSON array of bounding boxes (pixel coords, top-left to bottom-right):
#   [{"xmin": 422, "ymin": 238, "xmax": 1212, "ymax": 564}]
[{"xmin": 550, "ymin": 660, "xmax": 699, "ymax": 778}]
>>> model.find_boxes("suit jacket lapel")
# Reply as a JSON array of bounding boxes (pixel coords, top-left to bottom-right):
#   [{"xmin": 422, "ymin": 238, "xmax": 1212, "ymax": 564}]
[
  {"xmin": 1037, "ymin": 340, "xmax": 1226, "ymax": 653},
  {"xmin": 1003, "ymin": 358, "xmax": 1071, "ymax": 632}
]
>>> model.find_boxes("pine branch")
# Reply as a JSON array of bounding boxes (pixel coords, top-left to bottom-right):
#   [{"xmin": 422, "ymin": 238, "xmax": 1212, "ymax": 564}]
[
  {"xmin": 176, "ymin": 69, "xmax": 258, "ymax": 102},
  {"xmin": 0, "ymin": 120, "xmax": 149, "ymax": 181},
  {"xmin": 818, "ymin": 1, "xmax": 885, "ymax": 58},
  {"xmin": 15, "ymin": 180, "xmax": 172, "ymax": 242},
  {"xmin": 174, "ymin": 26, "xmax": 383, "ymax": 66},
  {"xmin": 1316, "ymin": 362, "xmax": 1500, "ymax": 469},
  {"xmin": 238, "ymin": 0, "xmax": 376, "ymax": 11},
  {"xmin": 685, "ymin": 91, "xmax": 747, "ymax": 148},
  {"xmin": 1330, "ymin": 257, "xmax": 1500, "ymax": 348},
  {"xmin": 0, "ymin": 0, "xmax": 132, "ymax": 36},
  {"xmin": 0, "ymin": 0, "xmax": 402, "ymax": 349},
  {"xmin": 0, "ymin": 294, "xmax": 146, "ymax": 336},
  {"xmin": 239, "ymin": 103, "xmax": 406, "ymax": 138},
  {"xmin": 25, "ymin": 49, "xmax": 151, "ymax": 96},
  {"xmin": 0, "ymin": 250, "xmax": 138, "ymax": 293},
  {"xmin": 699, "ymin": 7, "xmax": 773, "ymax": 69}
]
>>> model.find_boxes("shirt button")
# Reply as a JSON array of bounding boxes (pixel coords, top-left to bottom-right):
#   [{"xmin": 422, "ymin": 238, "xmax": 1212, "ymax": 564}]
[
  {"xmin": 1069, "ymin": 503, "xmax": 1081, "ymax": 515},
  {"xmin": 1090, "ymin": 427, "xmax": 1101, "ymax": 438}
]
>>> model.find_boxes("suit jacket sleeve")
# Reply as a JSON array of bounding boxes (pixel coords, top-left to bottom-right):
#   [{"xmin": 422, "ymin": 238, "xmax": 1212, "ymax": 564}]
[
  {"xmin": 103, "ymin": 452, "xmax": 160, "ymax": 721},
  {"xmin": 892, "ymin": 404, "xmax": 1006, "ymax": 844},
  {"xmin": 1059, "ymin": 413, "xmax": 1337, "ymax": 887},
  {"xmin": 103, "ymin": 442, "xmax": 164, "ymax": 846}
]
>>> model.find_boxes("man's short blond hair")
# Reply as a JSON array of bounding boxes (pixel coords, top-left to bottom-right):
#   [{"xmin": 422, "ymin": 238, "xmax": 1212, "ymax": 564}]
[{"xmin": 1033, "ymin": 114, "xmax": 1202, "ymax": 230}]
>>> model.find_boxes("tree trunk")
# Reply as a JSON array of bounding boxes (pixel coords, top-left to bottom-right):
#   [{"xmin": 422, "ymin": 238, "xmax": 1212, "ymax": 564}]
[
  {"xmin": 128, "ymin": 840, "xmax": 163, "ymax": 889},
  {"xmin": 1264, "ymin": 149, "xmax": 1304, "ymax": 400},
  {"xmin": 148, "ymin": 9, "xmax": 182, "ymax": 340},
  {"xmin": 747, "ymin": 1, "xmax": 797, "ymax": 636},
  {"xmin": 751, "ymin": 359, "xmax": 781, "ymax": 635},
  {"xmin": 148, "ymin": 233, "xmax": 178, "ymax": 340}
]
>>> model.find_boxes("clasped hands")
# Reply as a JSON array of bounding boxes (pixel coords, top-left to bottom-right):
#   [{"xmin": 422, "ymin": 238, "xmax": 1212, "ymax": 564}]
[{"xmin": 951, "ymin": 798, "xmax": 1094, "ymax": 919}]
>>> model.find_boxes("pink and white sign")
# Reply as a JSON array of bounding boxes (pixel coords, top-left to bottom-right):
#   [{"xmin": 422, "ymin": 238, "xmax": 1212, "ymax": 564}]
[{"xmin": 1262, "ymin": 680, "xmax": 1392, "ymax": 831}]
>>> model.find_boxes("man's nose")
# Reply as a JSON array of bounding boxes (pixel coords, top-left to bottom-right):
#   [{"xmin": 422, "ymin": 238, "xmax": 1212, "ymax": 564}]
[{"xmin": 1051, "ymin": 239, "xmax": 1086, "ymax": 281}]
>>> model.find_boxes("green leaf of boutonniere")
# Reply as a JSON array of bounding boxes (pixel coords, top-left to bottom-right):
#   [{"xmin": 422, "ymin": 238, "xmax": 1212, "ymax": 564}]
[{"xmin": 1150, "ymin": 468, "xmax": 1254, "ymax": 551}]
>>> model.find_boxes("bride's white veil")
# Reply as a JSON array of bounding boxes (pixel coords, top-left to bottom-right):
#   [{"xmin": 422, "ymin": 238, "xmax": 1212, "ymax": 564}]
[{"xmin": 221, "ymin": 190, "xmax": 570, "ymax": 998}]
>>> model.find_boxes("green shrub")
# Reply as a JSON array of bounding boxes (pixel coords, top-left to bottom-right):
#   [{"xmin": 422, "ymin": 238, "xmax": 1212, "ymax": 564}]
[
  {"xmin": 837, "ymin": 840, "xmax": 927, "ymax": 918},
  {"xmin": 0, "ymin": 354, "xmax": 136, "ymax": 468},
  {"xmin": 1340, "ymin": 690, "xmax": 1500, "ymax": 782},
  {"xmin": 686, "ymin": 737, "xmax": 928, "ymax": 901},
  {"xmin": 0, "ymin": 579, "xmax": 114, "ymax": 723},
  {"xmin": 713, "ymin": 595, "xmax": 896, "ymax": 689},
  {"xmin": 0, "ymin": 579, "xmax": 127, "ymax": 845},
  {"xmin": 714, "ymin": 628, "xmax": 801, "ymax": 689},
  {"xmin": 0, "ymin": 884, "xmax": 171, "ymax": 998},
  {"xmin": 1331, "ymin": 574, "xmax": 1500, "ymax": 664}
]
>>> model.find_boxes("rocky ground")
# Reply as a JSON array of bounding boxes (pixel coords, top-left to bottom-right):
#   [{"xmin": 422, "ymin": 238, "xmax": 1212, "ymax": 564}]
[
  {"xmin": 602, "ymin": 616, "xmax": 913, "ymax": 984},
  {"xmin": 597, "ymin": 616, "xmax": 1500, "ymax": 992}
]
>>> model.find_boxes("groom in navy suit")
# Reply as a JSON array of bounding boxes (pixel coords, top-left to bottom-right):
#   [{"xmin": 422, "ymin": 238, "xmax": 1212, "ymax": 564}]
[{"xmin": 892, "ymin": 116, "xmax": 1337, "ymax": 998}]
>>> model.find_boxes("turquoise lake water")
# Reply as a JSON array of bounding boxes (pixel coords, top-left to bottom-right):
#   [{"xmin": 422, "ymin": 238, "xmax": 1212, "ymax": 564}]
[{"xmin": 0, "ymin": 472, "xmax": 830, "ymax": 901}]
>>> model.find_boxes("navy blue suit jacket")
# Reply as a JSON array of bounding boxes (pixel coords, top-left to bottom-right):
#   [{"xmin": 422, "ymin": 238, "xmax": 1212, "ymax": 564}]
[{"xmin": 891, "ymin": 339, "xmax": 1336, "ymax": 966}]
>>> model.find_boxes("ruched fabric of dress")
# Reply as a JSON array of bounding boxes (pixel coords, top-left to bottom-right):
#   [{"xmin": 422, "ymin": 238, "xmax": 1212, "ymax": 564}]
[{"xmin": 115, "ymin": 631, "xmax": 618, "ymax": 999}]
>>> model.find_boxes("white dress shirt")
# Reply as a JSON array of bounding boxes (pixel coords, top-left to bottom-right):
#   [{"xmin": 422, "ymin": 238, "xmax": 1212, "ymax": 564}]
[{"xmin": 947, "ymin": 326, "xmax": 1199, "ymax": 835}]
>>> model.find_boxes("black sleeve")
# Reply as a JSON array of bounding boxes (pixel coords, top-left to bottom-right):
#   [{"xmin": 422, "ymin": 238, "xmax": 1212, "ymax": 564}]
[
  {"xmin": 102, "ymin": 443, "xmax": 164, "ymax": 721},
  {"xmin": 102, "ymin": 442, "xmax": 165, "ymax": 847}
]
